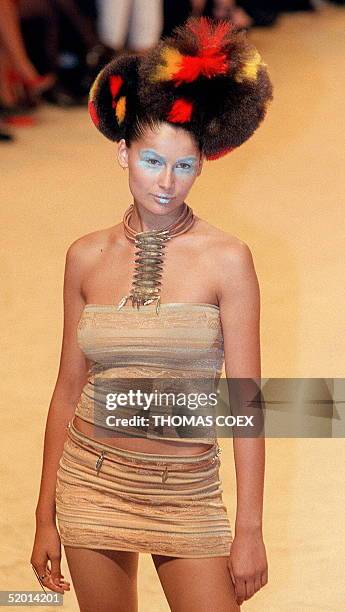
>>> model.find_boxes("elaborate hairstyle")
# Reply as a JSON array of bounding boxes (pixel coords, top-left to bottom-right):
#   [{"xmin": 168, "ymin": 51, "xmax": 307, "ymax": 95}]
[{"xmin": 88, "ymin": 17, "xmax": 273, "ymax": 160}]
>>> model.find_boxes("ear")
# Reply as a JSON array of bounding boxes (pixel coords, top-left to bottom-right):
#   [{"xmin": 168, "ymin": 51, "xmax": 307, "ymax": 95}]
[{"xmin": 117, "ymin": 139, "xmax": 129, "ymax": 169}]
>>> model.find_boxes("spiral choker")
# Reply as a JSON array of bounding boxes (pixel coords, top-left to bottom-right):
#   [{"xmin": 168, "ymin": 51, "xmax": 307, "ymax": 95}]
[{"xmin": 117, "ymin": 203, "xmax": 195, "ymax": 314}]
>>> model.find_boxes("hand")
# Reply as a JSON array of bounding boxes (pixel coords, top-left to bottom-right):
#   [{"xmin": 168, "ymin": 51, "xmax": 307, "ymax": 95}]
[
  {"xmin": 30, "ymin": 524, "xmax": 70, "ymax": 594},
  {"xmin": 227, "ymin": 529, "xmax": 268, "ymax": 606}
]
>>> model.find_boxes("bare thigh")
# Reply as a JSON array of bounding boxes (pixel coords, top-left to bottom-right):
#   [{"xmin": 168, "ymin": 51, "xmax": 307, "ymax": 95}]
[
  {"xmin": 64, "ymin": 546, "xmax": 139, "ymax": 612},
  {"xmin": 152, "ymin": 555, "xmax": 240, "ymax": 612}
]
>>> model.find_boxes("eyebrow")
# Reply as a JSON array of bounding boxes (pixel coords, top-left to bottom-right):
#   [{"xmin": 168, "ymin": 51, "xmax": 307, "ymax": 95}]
[
  {"xmin": 140, "ymin": 150, "xmax": 197, "ymax": 164},
  {"xmin": 140, "ymin": 149, "xmax": 165, "ymax": 161},
  {"xmin": 175, "ymin": 156, "xmax": 198, "ymax": 164}
]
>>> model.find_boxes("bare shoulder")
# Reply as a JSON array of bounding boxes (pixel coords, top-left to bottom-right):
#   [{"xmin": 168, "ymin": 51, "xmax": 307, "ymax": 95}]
[
  {"xmin": 64, "ymin": 223, "xmax": 122, "ymax": 291},
  {"xmin": 66, "ymin": 223, "xmax": 121, "ymax": 265},
  {"xmin": 194, "ymin": 217, "xmax": 258, "ymax": 300},
  {"xmin": 195, "ymin": 217, "xmax": 254, "ymax": 269}
]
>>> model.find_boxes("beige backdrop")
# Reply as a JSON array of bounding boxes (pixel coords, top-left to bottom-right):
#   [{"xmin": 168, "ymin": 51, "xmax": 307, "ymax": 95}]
[{"xmin": 1, "ymin": 5, "xmax": 344, "ymax": 611}]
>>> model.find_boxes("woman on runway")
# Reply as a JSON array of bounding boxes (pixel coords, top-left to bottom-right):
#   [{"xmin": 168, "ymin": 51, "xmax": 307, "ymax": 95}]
[{"xmin": 31, "ymin": 17, "xmax": 273, "ymax": 611}]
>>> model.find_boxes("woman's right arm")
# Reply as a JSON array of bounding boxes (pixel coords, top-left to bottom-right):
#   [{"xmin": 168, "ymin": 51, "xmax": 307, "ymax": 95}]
[{"xmin": 30, "ymin": 239, "xmax": 89, "ymax": 592}]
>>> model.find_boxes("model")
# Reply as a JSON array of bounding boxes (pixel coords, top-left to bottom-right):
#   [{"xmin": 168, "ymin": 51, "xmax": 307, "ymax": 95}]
[{"xmin": 31, "ymin": 17, "xmax": 273, "ymax": 612}]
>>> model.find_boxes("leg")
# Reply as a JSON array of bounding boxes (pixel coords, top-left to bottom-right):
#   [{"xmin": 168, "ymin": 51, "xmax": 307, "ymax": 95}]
[
  {"xmin": 0, "ymin": 49, "xmax": 17, "ymax": 106},
  {"xmin": 0, "ymin": 0, "xmax": 39, "ymax": 81},
  {"xmin": 96, "ymin": 0, "xmax": 132, "ymax": 51},
  {"xmin": 64, "ymin": 546, "xmax": 139, "ymax": 612},
  {"xmin": 128, "ymin": 0, "xmax": 163, "ymax": 53},
  {"xmin": 152, "ymin": 554, "xmax": 240, "ymax": 612}
]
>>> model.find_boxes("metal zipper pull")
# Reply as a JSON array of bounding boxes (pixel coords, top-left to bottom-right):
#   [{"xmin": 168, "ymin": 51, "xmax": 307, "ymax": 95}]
[
  {"xmin": 212, "ymin": 443, "xmax": 222, "ymax": 464},
  {"xmin": 162, "ymin": 466, "xmax": 169, "ymax": 483},
  {"xmin": 95, "ymin": 451, "xmax": 106, "ymax": 475}
]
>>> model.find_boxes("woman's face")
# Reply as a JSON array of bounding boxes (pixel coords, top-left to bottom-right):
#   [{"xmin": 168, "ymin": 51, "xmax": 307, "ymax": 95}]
[{"xmin": 117, "ymin": 123, "xmax": 204, "ymax": 215}]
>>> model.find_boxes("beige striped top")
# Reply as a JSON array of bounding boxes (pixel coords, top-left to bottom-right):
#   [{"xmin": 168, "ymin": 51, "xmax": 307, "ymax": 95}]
[{"xmin": 74, "ymin": 302, "xmax": 224, "ymax": 444}]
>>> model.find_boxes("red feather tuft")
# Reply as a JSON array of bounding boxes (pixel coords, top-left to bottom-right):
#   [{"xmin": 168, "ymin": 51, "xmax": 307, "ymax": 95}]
[
  {"xmin": 109, "ymin": 75, "xmax": 123, "ymax": 98},
  {"xmin": 169, "ymin": 18, "xmax": 232, "ymax": 85},
  {"xmin": 187, "ymin": 17, "xmax": 233, "ymax": 54},
  {"xmin": 167, "ymin": 99, "xmax": 193, "ymax": 123},
  {"xmin": 88, "ymin": 100, "xmax": 100, "ymax": 127},
  {"xmin": 172, "ymin": 52, "xmax": 228, "ymax": 85}
]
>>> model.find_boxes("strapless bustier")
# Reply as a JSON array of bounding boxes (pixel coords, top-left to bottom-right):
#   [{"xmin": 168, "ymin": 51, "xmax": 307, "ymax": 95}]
[{"xmin": 74, "ymin": 303, "xmax": 224, "ymax": 444}]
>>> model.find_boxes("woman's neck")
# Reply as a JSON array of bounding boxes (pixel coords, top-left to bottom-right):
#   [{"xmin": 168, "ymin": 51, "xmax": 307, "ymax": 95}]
[{"xmin": 128, "ymin": 201, "xmax": 186, "ymax": 233}]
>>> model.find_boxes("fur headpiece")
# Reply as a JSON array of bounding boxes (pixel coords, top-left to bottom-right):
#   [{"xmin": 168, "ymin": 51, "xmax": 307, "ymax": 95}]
[{"xmin": 88, "ymin": 17, "xmax": 273, "ymax": 160}]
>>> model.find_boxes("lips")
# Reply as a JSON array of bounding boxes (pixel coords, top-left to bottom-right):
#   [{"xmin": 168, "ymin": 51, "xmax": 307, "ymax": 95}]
[{"xmin": 152, "ymin": 194, "xmax": 174, "ymax": 204}]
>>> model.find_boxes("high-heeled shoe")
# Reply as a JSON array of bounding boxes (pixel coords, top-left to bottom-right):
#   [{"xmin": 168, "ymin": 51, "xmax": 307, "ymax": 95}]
[
  {"xmin": 22, "ymin": 73, "xmax": 56, "ymax": 95},
  {"xmin": 0, "ymin": 101, "xmax": 36, "ymax": 127},
  {"xmin": 8, "ymin": 70, "xmax": 56, "ymax": 96},
  {"xmin": 2, "ymin": 115, "xmax": 36, "ymax": 127}
]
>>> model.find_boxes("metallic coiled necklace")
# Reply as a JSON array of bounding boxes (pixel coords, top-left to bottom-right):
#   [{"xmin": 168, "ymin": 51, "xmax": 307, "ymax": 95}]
[{"xmin": 117, "ymin": 203, "xmax": 195, "ymax": 315}]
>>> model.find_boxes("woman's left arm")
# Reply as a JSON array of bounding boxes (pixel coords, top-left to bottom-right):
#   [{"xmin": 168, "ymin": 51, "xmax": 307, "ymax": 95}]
[{"xmin": 218, "ymin": 239, "xmax": 268, "ymax": 606}]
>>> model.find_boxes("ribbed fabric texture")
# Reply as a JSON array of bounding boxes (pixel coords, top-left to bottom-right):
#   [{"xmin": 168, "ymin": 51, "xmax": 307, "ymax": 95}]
[
  {"xmin": 75, "ymin": 303, "xmax": 224, "ymax": 444},
  {"xmin": 55, "ymin": 419, "xmax": 233, "ymax": 557}
]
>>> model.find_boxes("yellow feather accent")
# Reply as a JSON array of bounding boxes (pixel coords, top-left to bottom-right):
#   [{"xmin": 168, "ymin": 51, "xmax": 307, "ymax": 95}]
[
  {"xmin": 89, "ymin": 67, "xmax": 105, "ymax": 101},
  {"xmin": 151, "ymin": 47, "xmax": 183, "ymax": 82},
  {"xmin": 116, "ymin": 96, "xmax": 126, "ymax": 124},
  {"xmin": 234, "ymin": 49, "xmax": 263, "ymax": 83}
]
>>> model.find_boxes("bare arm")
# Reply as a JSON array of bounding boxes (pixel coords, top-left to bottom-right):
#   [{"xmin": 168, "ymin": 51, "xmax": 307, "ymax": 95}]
[
  {"xmin": 35, "ymin": 240, "xmax": 89, "ymax": 525},
  {"xmin": 218, "ymin": 240, "xmax": 267, "ymax": 605},
  {"xmin": 219, "ymin": 241, "xmax": 263, "ymax": 532}
]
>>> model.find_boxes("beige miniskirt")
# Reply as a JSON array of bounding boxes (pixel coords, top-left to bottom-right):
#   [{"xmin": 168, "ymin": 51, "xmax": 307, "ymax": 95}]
[{"xmin": 55, "ymin": 417, "xmax": 233, "ymax": 558}]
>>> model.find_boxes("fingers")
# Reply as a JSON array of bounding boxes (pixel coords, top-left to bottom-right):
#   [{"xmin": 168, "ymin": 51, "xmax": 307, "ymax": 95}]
[
  {"xmin": 50, "ymin": 557, "xmax": 63, "ymax": 588},
  {"xmin": 49, "ymin": 559, "xmax": 71, "ymax": 592},
  {"xmin": 254, "ymin": 574, "xmax": 262, "ymax": 593},
  {"xmin": 228, "ymin": 565, "xmax": 244, "ymax": 605},
  {"xmin": 261, "ymin": 567, "xmax": 268, "ymax": 587},
  {"xmin": 234, "ymin": 577, "xmax": 246, "ymax": 606},
  {"xmin": 231, "ymin": 573, "xmax": 267, "ymax": 605},
  {"xmin": 31, "ymin": 562, "xmax": 70, "ymax": 593},
  {"xmin": 37, "ymin": 565, "xmax": 64, "ymax": 594},
  {"xmin": 228, "ymin": 564, "xmax": 263, "ymax": 605}
]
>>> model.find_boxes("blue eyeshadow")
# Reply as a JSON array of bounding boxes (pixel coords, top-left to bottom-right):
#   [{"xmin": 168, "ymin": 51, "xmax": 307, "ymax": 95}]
[{"xmin": 137, "ymin": 149, "xmax": 198, "ymax": 175}]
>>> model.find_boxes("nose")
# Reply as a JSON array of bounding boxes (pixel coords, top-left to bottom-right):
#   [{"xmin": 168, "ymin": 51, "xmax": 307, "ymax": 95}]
[{"xmin": 158, "ymin": 166, "xmax": 175, "ymax": 192}]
